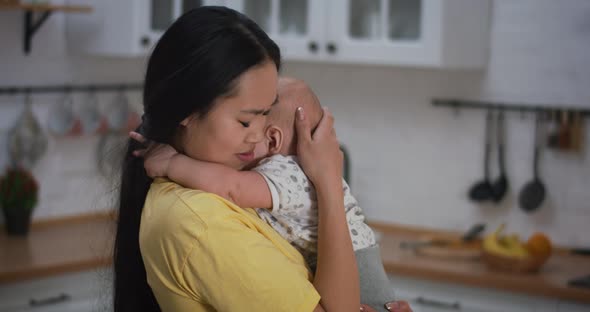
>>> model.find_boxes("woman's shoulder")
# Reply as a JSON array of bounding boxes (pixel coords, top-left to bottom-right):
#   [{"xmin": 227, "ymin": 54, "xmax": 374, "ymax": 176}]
[{"xmin": 145, "ymin": 178, "xmax": 252, "ymax": 228}]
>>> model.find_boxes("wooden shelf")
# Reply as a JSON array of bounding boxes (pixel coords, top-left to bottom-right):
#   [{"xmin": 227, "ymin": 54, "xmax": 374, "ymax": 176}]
[
  {"xmin": 0, "ymin": 3, "xmax": 92, "ymax": 54},
  {"xmin": 0, "ymin": 3, "xmax": 92, "ymax": 13}
]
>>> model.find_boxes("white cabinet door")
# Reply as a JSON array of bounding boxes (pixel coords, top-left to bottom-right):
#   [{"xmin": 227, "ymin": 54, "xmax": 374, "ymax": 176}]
[
  {"xmin": 328, "ymin": 0, "xmax": 490, "ymax": 68},
  {"xmin": 328, "ymin": 0, "xmax": 437, "ymax": 66},
  {"xmin": 67, "ymin": 0, "xmax": 224, "ymax": 56},
  {"xmin": 139, "ymin": 0, "xmax": 175, "ymax": 53},
  {"xmin": 225, "ymin": 0, "xmax": 325, "ymax": 61},
  {"xmin": 139, "ymin": 0, "xmax": 225, "ymax": 53}
]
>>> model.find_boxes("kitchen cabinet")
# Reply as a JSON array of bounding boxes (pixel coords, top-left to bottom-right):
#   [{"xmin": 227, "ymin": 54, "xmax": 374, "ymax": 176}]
[
  {"xmin": 388, "ymin": 274, "xmax": 559, "ymax": 312},
  {"xmin": 67, "ymin": 0, "xmax": 491, "ymax": 68},
  {"xmin": 0, "ymin": 268, "xmax": 111, "ymax": 312},
  {"xmin": 225, "ymin": 0, "xmax": 491, "ymax": 68},
  {"xmin": 66, "ymin": 0, "xmax": 224, "ymax": 56}
]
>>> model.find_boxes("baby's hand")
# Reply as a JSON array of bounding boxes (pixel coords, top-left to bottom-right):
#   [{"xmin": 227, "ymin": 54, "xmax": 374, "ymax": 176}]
[
  {"xmin": 144, "ymin": 144, "xmax": 178, "ymax": 178},
  {"xmin": 129, "ymin": 131, "xmax": 178, "ymax": 178}
]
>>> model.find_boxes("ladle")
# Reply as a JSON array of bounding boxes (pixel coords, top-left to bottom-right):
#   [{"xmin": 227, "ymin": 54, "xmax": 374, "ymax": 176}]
[
  {"xmin": 492, "ymin": 111, "xmax": 508, "ymax": 202},
  {"xmin": 469, "ymin": 110, "xmax": 495, "ymax": 202},
  {"xmin": 519, "ymin": 112, "xmax": 546, "ymax": 212}
]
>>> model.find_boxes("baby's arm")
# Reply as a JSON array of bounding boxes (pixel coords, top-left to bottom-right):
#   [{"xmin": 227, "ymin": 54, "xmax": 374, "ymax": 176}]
[
  {"xmin": 166, "ymin": 154, "xmax": 272, "ymax": 209},
  {"xmin": 130, "ymin": 131, "xmax": 272, "ymax": 209}
]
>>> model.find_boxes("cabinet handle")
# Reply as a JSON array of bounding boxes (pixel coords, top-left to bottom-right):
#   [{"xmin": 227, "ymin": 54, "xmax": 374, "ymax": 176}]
[
  {"xmin": 29, "ymin": 293, "xmax": 71, "ymax": 307},
  {"xmin": 326, "ymin": 42, "xmax": 337, "ymax": 54},
  {"xmin": 308, "ymin": 41, "xmax": 318, "ymax": 53},
  {"xmin": 140, "ymin": 36, "xmax": 151, "ymax": 47},
  {"xmin": 415, "ymin": 296, "xmax": 461, "ymax": 310}
]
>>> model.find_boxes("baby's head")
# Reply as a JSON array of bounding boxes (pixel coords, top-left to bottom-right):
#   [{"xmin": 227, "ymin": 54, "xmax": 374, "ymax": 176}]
[{"xmin": 251, "ymin": 77, "xmax": 323, "ymax": 163}]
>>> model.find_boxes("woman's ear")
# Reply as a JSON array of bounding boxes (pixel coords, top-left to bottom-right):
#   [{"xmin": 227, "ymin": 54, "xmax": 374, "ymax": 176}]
[
  {"xmin": 266, "ymin": 125, "xmax": 284, "ymax": 154},
  {"xmin": 180, "ymin": 113, "xmax": 198, "ymax": 127},
  {"xmin": 180, "ymin": 116, "xmax": 191, "ymax": 126}
]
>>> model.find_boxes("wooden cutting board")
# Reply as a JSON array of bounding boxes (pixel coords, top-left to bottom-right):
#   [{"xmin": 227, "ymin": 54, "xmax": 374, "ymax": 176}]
[{"xmin": 412, "ymin": 236, "xmax": 482, "ymax": 261}]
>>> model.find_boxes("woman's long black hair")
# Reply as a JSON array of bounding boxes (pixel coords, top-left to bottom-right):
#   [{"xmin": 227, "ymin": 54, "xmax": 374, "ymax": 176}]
[{"xmin": 113, "ymin": 6, "xmax": 280, "ymax": 311}]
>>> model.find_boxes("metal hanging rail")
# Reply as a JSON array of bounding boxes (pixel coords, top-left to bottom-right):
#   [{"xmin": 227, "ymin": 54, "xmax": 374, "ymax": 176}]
[
  {"xmin": 432, "ymin": 98, "xmax": 590, "ymax": 117},
  {"xmin": 0, "ymin": 83, "xmax": 143, "ymax": 96}
]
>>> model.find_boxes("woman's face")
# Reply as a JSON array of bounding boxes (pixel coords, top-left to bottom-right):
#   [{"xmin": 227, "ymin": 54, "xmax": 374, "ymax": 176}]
[{"xmin": 180, "ymin": 61, "xmax": 278, "ymax": 170}]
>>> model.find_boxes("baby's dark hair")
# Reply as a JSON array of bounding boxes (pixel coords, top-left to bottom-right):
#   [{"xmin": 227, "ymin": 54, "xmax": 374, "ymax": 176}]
[{"xmin": 114, "ymin": 6, "xmax": 281, "ymax": 312}]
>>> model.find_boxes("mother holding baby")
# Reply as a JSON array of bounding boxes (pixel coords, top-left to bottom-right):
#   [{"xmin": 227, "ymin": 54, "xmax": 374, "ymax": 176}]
[{"xmin": 113, "ymin": 6, "xmax": 410, "ymax": 312}]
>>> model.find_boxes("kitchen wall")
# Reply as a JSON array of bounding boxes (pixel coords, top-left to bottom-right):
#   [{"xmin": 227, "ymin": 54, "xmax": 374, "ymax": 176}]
[
  {"xmin": 0, "ymin": 0, "xmax": 146, "ymax": 218},
  {"xmin": 1, "ymin": 0, "xmax": 589, "ymax": 247}
]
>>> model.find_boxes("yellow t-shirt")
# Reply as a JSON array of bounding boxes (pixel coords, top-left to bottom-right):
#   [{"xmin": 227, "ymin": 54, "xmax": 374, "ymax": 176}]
[{"xmin": 139, "ymin": 178, "xmax": 320, "ymax": 312}]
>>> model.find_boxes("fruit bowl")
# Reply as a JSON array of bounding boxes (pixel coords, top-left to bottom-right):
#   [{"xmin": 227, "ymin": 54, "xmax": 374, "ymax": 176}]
[
  {"xmin": 481, "ymin": 224, "xmax": 552, "ymax": 274},
  {"xmin": 482, "ymin": 250, "xmax": 548, "ymax": 273}
]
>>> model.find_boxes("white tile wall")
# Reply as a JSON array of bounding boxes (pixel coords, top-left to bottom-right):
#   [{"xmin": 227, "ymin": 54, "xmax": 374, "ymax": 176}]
[{"xmin": 0, "ymin": 0, "xmax": 589, "ymax": 246}]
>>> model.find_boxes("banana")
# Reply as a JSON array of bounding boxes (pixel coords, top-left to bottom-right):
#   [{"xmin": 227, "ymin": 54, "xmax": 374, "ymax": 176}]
[
  {"xmin": 501, "ymin": 234, "xmax": 529, "ymax": 258},
  {"xmin": 483, "ymin": 224, "xmax": 530, "ymax": 259}
]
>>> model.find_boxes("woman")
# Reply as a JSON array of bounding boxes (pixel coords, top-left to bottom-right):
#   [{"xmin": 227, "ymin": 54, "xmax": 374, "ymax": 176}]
[{"xmin": 114, "ymin": 6, "xmax": 410, "ymax": 312}]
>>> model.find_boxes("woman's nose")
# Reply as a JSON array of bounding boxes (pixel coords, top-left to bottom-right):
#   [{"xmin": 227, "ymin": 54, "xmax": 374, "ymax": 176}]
[{"xmin": 245, "ymin": 129, "xmax": 264, "ymax": 144}]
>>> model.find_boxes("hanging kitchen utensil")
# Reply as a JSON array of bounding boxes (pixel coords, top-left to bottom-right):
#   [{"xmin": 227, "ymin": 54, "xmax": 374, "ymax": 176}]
[
  {"xmin": 570, "ymin": 111, "xmax": 584, "ymax": 153},
  {"xmin": 7, "ymin": 93, "xmax": 48, "ymax": 168},
  {"xmin": 546, "ymin": 110, "xmax": 559, "ymax": 149},
  {"xmin": 491, "ymin": 111, "xmax": 508, "ymax": 202},
  {"xmin": 519, "ymin": 112, "xmax": 546, "ymax": 213},
  {"xmin": 78, "ymin": 90, "xmax": 107, "ymax": 135},
  {"xmin": 48, "ymin": 91, "xmax": 80, "ymax": 136},
  {"xmin": 558, "ymin": 110, "xmax": 571, "ymax": 150},
  {"xmin": 105, "ymin": 89, "xmax": 130, "ymax": 132},
  {"xmin": 469, "ymin": 110, "xmax": 495, "ymax": 202}
]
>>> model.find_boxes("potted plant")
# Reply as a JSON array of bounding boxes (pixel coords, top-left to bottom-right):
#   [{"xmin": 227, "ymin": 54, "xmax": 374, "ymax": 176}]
[{"xmin": 0, "ymin": 167, "xmax": 39, "ymax": 236}]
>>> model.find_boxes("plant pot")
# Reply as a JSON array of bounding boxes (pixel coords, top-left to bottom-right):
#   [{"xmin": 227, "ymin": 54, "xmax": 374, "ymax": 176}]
[{"xmin": 2, "ymin": 208, "xmax": 33, "ymax": 236}]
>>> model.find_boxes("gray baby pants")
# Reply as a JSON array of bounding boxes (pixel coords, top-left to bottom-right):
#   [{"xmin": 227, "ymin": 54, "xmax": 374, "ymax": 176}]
[{"xmin": 356, "ymin": 244, "xmax": 396, "ymax": 311}]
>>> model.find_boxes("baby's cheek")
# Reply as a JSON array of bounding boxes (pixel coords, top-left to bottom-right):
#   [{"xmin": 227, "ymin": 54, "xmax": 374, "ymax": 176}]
[{"xmin": 253, "ymin": 142, "xmax": 269, "ymax": 159}]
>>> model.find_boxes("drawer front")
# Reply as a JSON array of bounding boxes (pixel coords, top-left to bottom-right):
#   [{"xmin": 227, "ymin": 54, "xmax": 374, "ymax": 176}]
[
  {"xmin": 388, "ymin": 274, "xmax": 558, "ymax": 312},
  {"xmin": 0, "ymin": 268, "xmax": 112, "ymax": 312}
]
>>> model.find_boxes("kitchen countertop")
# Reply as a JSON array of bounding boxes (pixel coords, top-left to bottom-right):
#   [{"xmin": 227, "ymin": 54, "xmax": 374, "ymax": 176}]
[
  {"xmin": 1, "ymin": 215, "xmax": 589, "ymax": 304},
  {"xmin": 0, "ymin": 214, "xmax": 113, "ymax": 283},
  {"xmin": 370, "ymin": 222, "xmax": 590, "ymax": 304}
]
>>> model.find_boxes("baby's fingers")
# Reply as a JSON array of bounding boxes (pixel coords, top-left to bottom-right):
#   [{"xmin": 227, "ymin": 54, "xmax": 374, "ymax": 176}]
[
  {"xmin": 132, "ymin": 149, "xmax": 147, "ymax": 158},
  {"xmin": 129, "ymin": 131, "xmax": 147, "ymax": 144}
]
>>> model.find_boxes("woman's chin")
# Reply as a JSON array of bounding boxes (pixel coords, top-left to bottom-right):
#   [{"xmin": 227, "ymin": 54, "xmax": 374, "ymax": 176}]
[{"xmin": 242, "ymin": 157, "xmax": 264, "ymax": 170}]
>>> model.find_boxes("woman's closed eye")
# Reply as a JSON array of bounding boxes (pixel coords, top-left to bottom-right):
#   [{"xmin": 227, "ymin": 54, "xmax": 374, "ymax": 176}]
[{"xmin": 239, "ymin": 121, "xmax": 250, "ymax": 128}]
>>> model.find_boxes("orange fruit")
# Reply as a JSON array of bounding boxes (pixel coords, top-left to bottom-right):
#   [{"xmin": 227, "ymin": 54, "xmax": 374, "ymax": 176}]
[{"xmin": 525, "ymin": 233, "xmax": 552, "ymax": 260}]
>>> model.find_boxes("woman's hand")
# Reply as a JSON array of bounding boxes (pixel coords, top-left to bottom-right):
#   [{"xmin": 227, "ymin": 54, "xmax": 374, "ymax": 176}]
[
  {"xmin": 129, "ymin": 131, "xmax": 178, "ymax": 178},
  {"xmin": 295, "ymin": 106, "xmax": 343, "ymax": 190},
  {"xmin": 360, "ymin": 300, "xmax": 413, "ymax": 312}
]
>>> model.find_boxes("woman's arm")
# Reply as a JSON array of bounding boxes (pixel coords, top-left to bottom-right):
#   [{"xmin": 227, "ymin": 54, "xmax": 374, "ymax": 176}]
[
  {"xmin": 129, "ymin": 132, "xmax": 272, "ymax": 209},
  {"xmin": 295, "ymin": 107, "xmax": 360, "ymax": 312}
]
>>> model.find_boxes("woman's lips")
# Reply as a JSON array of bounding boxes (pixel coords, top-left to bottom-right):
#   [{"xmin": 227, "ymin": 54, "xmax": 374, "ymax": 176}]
[{"xmin": 237, "ymin": 152, "xmax": 255, "ymax": 162}]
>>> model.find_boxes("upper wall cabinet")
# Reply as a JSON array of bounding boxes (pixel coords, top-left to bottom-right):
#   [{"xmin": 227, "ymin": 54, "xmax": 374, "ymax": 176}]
[
  {"xmin": 67, "ymin": 0, "xmax": 491, "ymax": 69},
  {"xmin": 226, "ymin": 0, "xmax": 492, "ymax": 69},
  {"xmin": 66, "ymin": 0, "xmax": 223, "ymax": 57}
]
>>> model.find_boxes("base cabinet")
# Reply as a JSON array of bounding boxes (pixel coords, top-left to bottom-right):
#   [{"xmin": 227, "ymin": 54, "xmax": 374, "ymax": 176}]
[
  {"xmin": 0, "ymin": 268, "xmax": 112, "ymax": 312},
  {"xmin": 388, "ymin": 274, "xmax": 564, "ymax": 312}
]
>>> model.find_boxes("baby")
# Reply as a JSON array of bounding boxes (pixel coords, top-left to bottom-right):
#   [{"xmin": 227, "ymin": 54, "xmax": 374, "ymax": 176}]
[{"xmin": 135, "ymin": 77, "xmax": 395, "ymax": 311}]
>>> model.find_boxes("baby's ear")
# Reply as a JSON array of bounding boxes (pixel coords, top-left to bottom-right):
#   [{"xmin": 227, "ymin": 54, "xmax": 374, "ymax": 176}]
[{"xmin": 266, "ymin": 125, "xmax": 284, "ymax": 154}]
